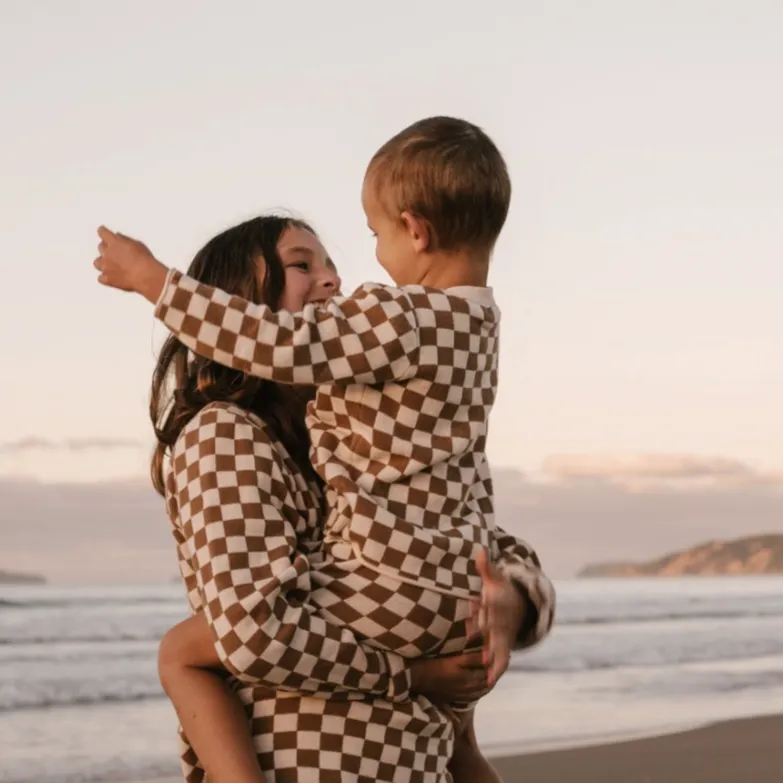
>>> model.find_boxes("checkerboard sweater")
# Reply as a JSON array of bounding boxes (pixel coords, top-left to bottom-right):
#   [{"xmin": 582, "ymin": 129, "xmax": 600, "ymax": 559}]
[
  {"xmin": 167, "ymin": 401, "xmax": 554, "ymax": 781},
  {"xmin": 156, "ymin": 270, "xmax": 548, "ymax": 614}
]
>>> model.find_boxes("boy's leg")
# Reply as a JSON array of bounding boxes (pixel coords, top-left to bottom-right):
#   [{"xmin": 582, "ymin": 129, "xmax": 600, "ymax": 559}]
[
  {"xmin": 310, "ymin": 558, "xmax": 469, "ymax": 658},
  {"xmin": 158, "ymin": 615, "xmax": 265, "ymax": 783},
  {"xmin": 448, "ymin": 709, "xmax": 502, "ymax": 783}
]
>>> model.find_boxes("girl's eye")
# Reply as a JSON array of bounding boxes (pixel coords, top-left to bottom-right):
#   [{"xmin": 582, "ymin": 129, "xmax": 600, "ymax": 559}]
[{"xmin": 290, "ymin": 261, "xmax": 310, "ymax": 271}]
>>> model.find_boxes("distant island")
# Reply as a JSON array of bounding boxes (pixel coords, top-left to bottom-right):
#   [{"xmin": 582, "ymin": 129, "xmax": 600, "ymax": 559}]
[
  {"xmin": 579, "ymin": 534, "xmax": 783, "ymax": 577},
  {"xmin": 0, "ymin": 569, "xmax": 46, "ymax": 585}
]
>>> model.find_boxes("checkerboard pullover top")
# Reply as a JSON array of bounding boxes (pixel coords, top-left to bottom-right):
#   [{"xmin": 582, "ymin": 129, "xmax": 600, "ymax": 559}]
[{"xmin": 156, "ymin": 269, "xmax": 502, "ymax": 600}]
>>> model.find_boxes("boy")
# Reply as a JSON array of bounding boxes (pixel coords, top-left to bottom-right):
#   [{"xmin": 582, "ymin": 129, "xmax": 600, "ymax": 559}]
[{"xmin": 96, "ymin": 116, "xmax": 554, "ymax": 781}]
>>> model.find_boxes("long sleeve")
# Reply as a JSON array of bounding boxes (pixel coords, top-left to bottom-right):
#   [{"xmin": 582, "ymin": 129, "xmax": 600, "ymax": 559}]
[
  {"xmin": 494, "ymin": 526, "xmax": 556, "ymax": 650},
  {"xmin": 170, "ymin": 403, "xmax": 410, "ymax": 700},
  {"xmin": 155, "ymin": 269, "xmax": 420, "ymax": 385}
]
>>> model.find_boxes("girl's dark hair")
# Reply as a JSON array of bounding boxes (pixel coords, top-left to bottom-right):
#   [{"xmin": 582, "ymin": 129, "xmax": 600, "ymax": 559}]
[{"xmin": 149, "ymin": 214, "xmax": 319, "ymax": 495}]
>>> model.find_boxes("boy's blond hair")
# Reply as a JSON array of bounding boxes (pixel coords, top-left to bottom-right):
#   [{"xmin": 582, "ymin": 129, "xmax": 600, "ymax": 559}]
[{"xmin": 365, "ymin": 116, "xmax": 511, "ymax": 253}]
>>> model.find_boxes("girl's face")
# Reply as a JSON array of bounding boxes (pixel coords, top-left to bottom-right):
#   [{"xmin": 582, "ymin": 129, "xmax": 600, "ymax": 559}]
[{"xmin": 260, "ymin": 225, "xmax": 341, "ymax": 311}]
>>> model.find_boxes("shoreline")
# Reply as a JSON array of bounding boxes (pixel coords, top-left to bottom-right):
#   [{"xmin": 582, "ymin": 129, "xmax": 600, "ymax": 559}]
[{"xmin": 125, "ymin": 713, "xmax": 783, "ymax": 783}]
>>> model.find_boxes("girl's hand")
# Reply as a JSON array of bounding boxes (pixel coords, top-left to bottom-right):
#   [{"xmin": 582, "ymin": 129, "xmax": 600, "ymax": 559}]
[
  {"xmin": 409, "ymin": 650, "xmax": 492, "ymax": 703},
  {"xmin": 93, "ymin": 226, "xmax": 169, "ymax": 303},
  {"xmin": 470, "ymin": 549, "xmax": 527, "ymax": 686}
]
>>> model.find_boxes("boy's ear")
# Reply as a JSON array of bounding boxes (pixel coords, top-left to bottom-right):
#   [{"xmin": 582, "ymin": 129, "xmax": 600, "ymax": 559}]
[{"xmin": 400, "ymin": 211, "xmax": 434, "ymax": 252}]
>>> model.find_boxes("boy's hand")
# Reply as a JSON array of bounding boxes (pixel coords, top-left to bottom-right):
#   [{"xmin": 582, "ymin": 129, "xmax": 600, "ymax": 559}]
[
  {"xmin": 409, "ymin": 650, "xmax": 492, "ymax": 703},
  {"xmin": 469, "ymin": 549, "xmax": 527, "ymax": 687},
  {"xmin": 93, "ymin": 226, "xmax": 169, "ymax": 304}
]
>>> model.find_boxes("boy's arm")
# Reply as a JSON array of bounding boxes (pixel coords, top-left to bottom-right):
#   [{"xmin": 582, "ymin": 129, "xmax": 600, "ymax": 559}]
[
  {"xmin": 171, "ymin": 405, "xmax": 411, "ymax": 700},
  {"xmin": 155, "ymin": 269, "xmax": 420, "ymax": 385},
  {"xmin": 95, "ymin": 228, "xmax": 421, "ymax": 384},
  {"xmin": 494, "ymin": 526, "xmax": 556, "ymax": 649}
]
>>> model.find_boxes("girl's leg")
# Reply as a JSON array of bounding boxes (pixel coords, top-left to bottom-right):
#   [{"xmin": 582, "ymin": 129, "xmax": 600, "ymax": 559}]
[{"xmin": 448, "ymin": 709, "xmax": 502, "ymax": 783}]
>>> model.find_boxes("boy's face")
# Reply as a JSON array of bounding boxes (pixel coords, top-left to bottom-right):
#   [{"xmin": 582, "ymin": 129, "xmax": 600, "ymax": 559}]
[{"xmin": 361, "ymin": 179, "xmax": 421, "ymax": 286}]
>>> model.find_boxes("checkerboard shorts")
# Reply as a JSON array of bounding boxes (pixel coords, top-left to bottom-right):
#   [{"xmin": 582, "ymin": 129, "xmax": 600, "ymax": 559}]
[{"xmin": 308, "ymin": 549, "xmax": 474, "ymax": 659}]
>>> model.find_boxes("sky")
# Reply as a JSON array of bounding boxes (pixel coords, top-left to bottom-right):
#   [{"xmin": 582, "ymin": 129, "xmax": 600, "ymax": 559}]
[{"xmin": 0, "ymin": 0, "xmax": 781, "ymax": 568}]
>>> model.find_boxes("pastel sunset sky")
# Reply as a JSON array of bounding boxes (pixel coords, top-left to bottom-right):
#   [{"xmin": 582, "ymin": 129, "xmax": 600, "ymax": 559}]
[{"xmin": 1, "ymin": 1, "xmax": 779, "ymax": 531}]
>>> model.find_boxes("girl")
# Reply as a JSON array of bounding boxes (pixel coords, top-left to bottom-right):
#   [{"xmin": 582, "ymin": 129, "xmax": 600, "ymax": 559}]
[{"xmin": 102, "ymin": 214, "xmax": 553, "ymax": 781}]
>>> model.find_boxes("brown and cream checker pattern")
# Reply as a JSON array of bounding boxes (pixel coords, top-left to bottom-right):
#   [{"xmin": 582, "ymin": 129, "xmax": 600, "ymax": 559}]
[
  {"xmin": 156, "ymin": 271, "xmax": 502, "ymax": 599},
  {"xmin": 166, "ymin": 402, "xmax": 411, "ymax": 702},
  {"xmin": 179, "ymin": 687, "xmax": 456, "ymax": 783},
  {"xmin": 308, "ymin": 557, "xmax": 473, "ymax": 659},
  {"xmin": 166, "ymin": 403, "xmax": 555, "ymax": 780}
]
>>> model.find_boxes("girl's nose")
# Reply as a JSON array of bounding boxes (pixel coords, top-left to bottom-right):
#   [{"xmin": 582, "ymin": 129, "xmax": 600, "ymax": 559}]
[{"xmin": 320, "ymin": 267, "xmax": 342, "ymax": 294}]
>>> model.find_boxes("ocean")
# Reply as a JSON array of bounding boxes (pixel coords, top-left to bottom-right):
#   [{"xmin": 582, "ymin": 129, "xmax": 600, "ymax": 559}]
[{"xmin": 3, "ymin": 577, "xmax": 783, "ymax": 783}]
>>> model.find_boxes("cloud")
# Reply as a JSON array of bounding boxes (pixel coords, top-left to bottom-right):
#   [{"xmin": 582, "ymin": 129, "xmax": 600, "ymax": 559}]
[
  {"xmin": 0, "ymin": 437, "xmax": 145, "ymax": 454},
  {"xmin": 2, "ymin": 455, "xmax": 782, "ymax": 582},
  {"xmin": 540, "ymin": 453, "xmax": 778, "ymax": 488},
  {"xmin": 492, "ymin": 467, "xmax": 783, "ymax": 578},
  {"xmin": 0, "ymin": 476, "xmax": 176, "ymax": 583}
]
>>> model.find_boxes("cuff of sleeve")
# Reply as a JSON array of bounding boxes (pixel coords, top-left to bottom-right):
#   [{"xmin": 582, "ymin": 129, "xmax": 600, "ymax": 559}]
[
  {"xmin": 154, "ymin": 267, "xmax": 180, "ymax": 316},
  {"xmin": 384, "ymin": 651, "xmax": 412, "ymax": 702},
  {"xmin": 498, "ymin": 560, "xmax": 556, "ymax": 650}
]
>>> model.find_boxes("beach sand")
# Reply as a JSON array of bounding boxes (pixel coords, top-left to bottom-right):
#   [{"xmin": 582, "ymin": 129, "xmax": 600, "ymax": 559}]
[
  {"xmin": 134, "ymin": 714, "xmax": 783, "ymax": 783},
  {"xmin": 491, "ymin": 714, "xmax": 783, "ymax": 782}
]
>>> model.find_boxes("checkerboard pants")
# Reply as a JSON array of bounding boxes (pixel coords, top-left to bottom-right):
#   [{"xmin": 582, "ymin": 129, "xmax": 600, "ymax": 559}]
[{"xmin": 309, "ymin": 546, "xmax": 479, "ymax": 696}]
